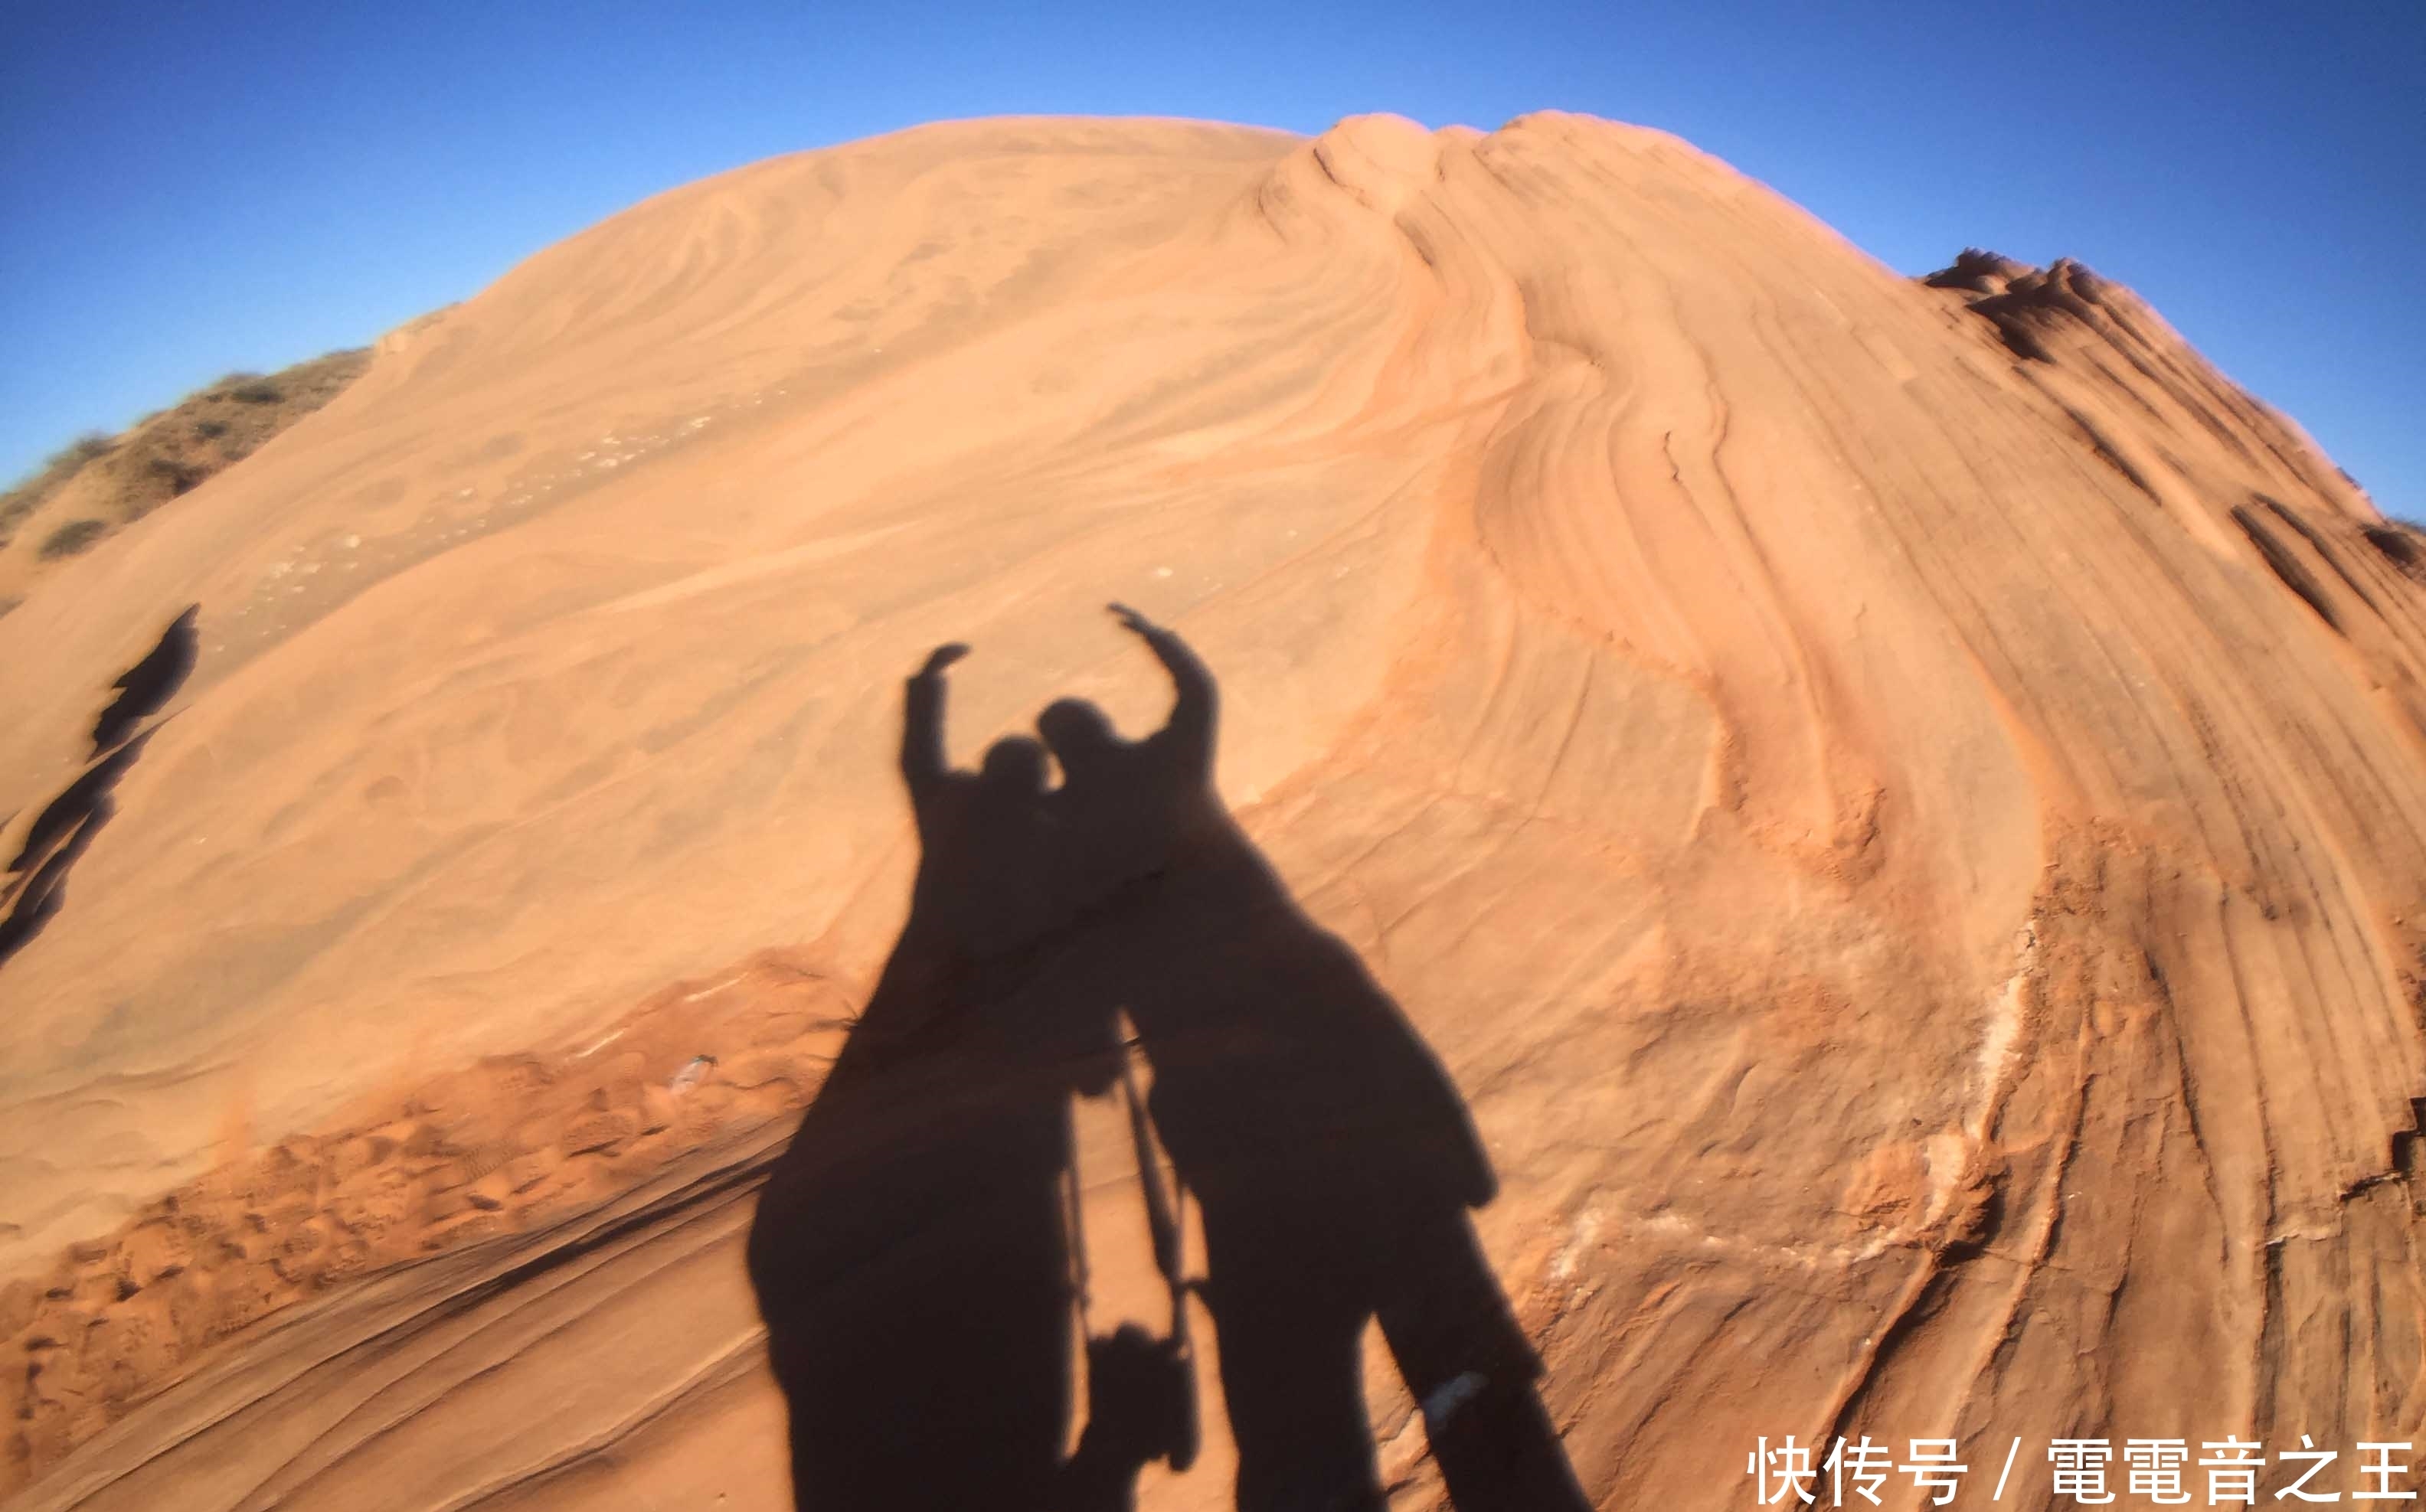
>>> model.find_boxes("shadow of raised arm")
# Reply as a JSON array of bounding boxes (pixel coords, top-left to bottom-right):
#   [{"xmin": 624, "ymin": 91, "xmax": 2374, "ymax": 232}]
[
  {"xmin": 1107, "ymin": 604, "xmax": 1215, "ymax": 787},
  {"xmin": 900, "ymin": 642, "xmax": 969, "ymax": 811}
]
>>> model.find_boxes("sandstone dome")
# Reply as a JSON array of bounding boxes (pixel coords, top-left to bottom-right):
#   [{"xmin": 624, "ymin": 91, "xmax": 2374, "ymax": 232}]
[{"xmin": 2, "ymin": 112, "xmax": 2421, "ymax": 1509}]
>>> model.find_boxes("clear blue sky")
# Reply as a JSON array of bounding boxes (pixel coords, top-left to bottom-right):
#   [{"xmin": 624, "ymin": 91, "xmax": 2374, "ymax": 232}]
[{"xmin": 4, "ymin": 1, "xmax": 2419, "ymax": 517}]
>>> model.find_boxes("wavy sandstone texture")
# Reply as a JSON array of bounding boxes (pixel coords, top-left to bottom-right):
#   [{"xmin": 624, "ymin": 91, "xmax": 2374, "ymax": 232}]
[{"xmin": 3, "ymin": 113, "xmax": 2423, "ymax": 1507}]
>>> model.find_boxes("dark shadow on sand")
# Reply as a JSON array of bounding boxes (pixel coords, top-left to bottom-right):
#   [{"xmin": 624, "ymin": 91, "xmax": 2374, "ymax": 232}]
[
  {"xmin": 746, "ymin": 610, "xmax": 1587, "ymax": 1512},
  {"xmin": 0, "ymin": 605, "xmax": 197, "ymax": 970}
]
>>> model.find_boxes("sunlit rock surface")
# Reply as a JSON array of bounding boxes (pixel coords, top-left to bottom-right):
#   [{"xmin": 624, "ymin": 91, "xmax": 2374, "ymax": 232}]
[{"xmin": 2, "ymin": 113, "xmax": 2421, "ymax": 1509}]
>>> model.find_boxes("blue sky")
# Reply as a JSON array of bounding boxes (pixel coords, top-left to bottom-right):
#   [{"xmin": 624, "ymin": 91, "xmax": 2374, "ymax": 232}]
[{"xmin": 3, "ymin": 2, "xmax": 2419, "ymax": 516}]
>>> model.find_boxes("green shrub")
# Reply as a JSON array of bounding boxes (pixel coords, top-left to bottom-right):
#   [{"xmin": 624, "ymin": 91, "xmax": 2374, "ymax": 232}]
[
  {"xmin": 47, "ymin": 433, "xmax": 115, "ymax": 470},
  {"xmin": 39, "ymin": 518, "xmax": 108, "ymax": 558},
  {"xmin": 144, "ymin": 456, "xmax": 204, "ymax": 495}
]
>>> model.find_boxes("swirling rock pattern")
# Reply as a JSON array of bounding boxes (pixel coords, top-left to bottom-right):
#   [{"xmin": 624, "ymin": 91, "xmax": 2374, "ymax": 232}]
[{"xmin": 1, "ymin": 112, "xmax": 2420, "ymax": 1509}]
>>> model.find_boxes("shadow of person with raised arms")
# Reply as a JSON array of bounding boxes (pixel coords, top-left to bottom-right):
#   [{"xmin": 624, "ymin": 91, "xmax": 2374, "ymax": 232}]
[
  {"xmin": 1035, "ymin": 606, "xmax": 1591, "ymax": 1512},
  {"xmin": 746, "ymin": 642, "xmax": 1177, "ymax": 1511},
  {"xmin": 747, "ymin": 609, "xmax": 1587, "ymax": 1511}
]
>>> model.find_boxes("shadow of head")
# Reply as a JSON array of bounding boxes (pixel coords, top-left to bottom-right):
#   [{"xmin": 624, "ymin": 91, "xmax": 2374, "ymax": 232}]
[
  {"xmin": 982, "ymin": 736, "xmax": 1051, "ymax": 795},
  {"xmin": 1038, "ymin": 698, "xmax": 1119, "ymax": 782}
]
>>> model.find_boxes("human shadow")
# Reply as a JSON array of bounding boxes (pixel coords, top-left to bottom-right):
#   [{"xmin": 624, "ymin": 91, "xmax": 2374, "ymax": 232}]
[
  {"xmin": 747, "ymin": 643, "xmax": 1178, "ymax": 1512},
  {"xmin": 747, "ymin": 611, "xmax": 1587, "ymax": 1512}
]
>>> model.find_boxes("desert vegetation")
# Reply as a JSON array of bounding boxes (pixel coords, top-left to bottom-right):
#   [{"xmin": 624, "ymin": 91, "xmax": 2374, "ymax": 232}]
[{"xmin": 0, "ymin": 348, "xmax": 370, "ymax": 558}]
